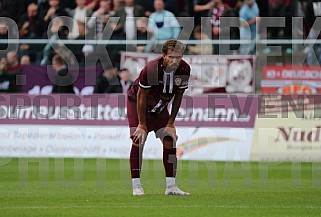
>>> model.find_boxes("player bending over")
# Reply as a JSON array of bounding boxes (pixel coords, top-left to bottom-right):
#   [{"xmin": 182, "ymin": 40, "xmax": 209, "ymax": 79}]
[{"xmin": 127, "ymin": 39, "xmax": 191, "ymax": 196}]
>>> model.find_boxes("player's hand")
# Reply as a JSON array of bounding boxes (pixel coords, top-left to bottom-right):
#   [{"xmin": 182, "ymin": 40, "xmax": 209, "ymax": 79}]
[
  {"xmin": 133, "ymin": 124, "xmax": 148, "ymax": 145},
  {"xmin": 164, "ymin": 124, "xmax": 178, "ymax": 144}
]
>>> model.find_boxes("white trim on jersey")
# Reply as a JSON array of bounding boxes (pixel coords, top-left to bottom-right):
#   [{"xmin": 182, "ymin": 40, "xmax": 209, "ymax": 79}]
[
  {"xmin": 139, "ymin": 81, "xmax": 152, "ymax": 89},
  {"xmin": 163, "ymin": 71, "xmax": 174, "ymax": 93}
]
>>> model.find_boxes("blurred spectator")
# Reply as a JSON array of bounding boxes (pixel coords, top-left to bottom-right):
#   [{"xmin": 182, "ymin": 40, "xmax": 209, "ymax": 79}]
[
  {"xmin": 18, "ymin": 3, "xmax": 44, "ymax": 63},
  {"xmin": 0, "ymin": 57, "xmax": 20, "ymax": 92},
  {"xmin": 51, "ymin": 54, "xmax": 75, "ymax": 94},
  {"xmin": 6, "ymin": 51, "xmax": 21, "ymax": 73},
  {"xmin": 135, "ymin": 17, "xmax": 155, "ymax": 52},
  {"xmin": 112, "ymin": 0, "xmax": 145, "ymax": 40},
  {"xmin": 94, "ymin": 63, "xmax": 122, "ymax": 93},
  {"xmin": 67, "ymin": 21, "xmax": 88, "ymax": 63},
  {"xmin": 194, "ymin": 0, "xmax": 213, "ymax": 25},
  {"xmin": 220, "ymin": 0, "xmax": 242, "ymax": 53},
  {"xmin": 20, "ymin": 55, "xmax": 31, "ymax": 65},
  {"xmin": 18, "ymin": 3, "xmax": 43, "ymax": 39},
  {"xmin": 41, "ymin": 16, "xmax": 68, "ymax": 65},
  {"xmin": 188, "ymin": 25, "xmax": 213, "ymax": 55},
  {"xmin": 148, "ymin": 0, "xmax": 180, "ymax": 52},
  {"xmin": 118, "ymin": 68, "xmax": 133, "ymax": 94},
  {"xmin": 305, "ymin": 0, "xmax": 321, "ymax": 65},
  {"xmin": 209, "ymin": 0, "xmax": 229, "ymax": 39},
  {"xmin": 0, "ymin": 52, "xmax": 22, "ymax": 92},
  {"xmin": 208, "ymin": 0, "xmax": 233, "ymax": 54},
  {"xmin": 40, "ymin": 0, "xmax": 69, "ymax": 33},
  {"xmin": 113, "ymin": 0, "xmax": 124, "ymax": 11},
  {"xmin": 87, "ymin": 0, "xmax": 112, "ymax": 39},
  {"xmin": 239, "ymin": 0, "xmax": 260, "ymax": 54},
  {"xmin": 68, "ymin": 0, "xmax": 92, "ymax": 39}
]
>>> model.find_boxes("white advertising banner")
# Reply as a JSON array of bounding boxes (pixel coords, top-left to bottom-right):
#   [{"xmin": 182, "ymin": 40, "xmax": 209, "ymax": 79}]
[
  {"xmin": 251, "ymin": 95, "xmax": 321, "ymax": 162},
  {"xmin": 0, "ymin": 125, "xmax": 254, "ymax": 161}
]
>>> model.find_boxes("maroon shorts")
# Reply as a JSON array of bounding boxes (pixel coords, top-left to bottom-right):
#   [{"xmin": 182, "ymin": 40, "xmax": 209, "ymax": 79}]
[{"xmin": 127, "ymin": 99, "xmax": 170, "ymax": 139}]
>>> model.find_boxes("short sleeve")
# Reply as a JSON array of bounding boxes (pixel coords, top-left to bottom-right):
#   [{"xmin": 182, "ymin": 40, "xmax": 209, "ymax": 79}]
[{"xmin": 138, "ymin": 66, "xmax": 152, "ymax": 89}]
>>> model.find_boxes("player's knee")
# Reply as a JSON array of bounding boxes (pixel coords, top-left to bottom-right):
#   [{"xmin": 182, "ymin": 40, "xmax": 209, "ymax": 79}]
[
  {"xmin": 131, "ymin": 133, "xmax": 146, "ymax": 148},
  {"xmin": 132, "ymin": 142, "xmax": 145, "ymax": 148},
  {"xmin": 163, "ymin": 136, "xmax": 176, "ymax": 149}
]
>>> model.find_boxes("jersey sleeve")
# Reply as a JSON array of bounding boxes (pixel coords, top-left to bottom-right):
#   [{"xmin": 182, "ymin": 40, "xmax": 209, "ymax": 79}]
[{"xmin": 138, "ymin": 66, "xmax": 152, "ymax": 89}]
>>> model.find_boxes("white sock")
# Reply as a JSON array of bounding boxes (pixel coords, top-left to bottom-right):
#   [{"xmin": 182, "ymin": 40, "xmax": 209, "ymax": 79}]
[
  {"xmin": 166, "ymin": 177, "xmax": 176, "ymax": 188},
  {"xmin": 132, "ymin": 178, "xmax": 142, "ymax": 188}
]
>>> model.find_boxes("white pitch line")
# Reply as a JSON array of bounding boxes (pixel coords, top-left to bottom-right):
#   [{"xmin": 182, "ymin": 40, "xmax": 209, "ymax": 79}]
[{"xmin": 0, "ymin": 205, "xmax": 320, "ymax": 210}]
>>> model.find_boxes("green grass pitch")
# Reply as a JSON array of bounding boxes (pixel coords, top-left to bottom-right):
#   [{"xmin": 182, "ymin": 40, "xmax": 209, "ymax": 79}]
[{"xmin": 0, "ymin": 158, "xmax": 321, "ymax": 217}]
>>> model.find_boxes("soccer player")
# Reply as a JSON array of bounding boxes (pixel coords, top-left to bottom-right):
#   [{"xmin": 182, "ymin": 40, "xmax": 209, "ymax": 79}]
[{"xmin": 127, "ymin": 39, "xmax": 191, "ymax": 196}]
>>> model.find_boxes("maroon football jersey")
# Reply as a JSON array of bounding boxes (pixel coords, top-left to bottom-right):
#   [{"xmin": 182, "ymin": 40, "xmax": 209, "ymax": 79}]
[{"xmin": 128, "ymin": 56, "xmax": 190, "ymax": 114}]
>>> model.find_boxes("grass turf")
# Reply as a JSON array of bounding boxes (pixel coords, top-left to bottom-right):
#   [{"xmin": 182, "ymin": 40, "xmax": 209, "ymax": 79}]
[{"xmin": 0, "ymin": 158, "xmax": 321, "ymax": 217}]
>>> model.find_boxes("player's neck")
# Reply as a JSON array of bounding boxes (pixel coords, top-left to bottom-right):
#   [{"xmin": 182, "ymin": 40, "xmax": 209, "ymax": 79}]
[{"xmin": 164, "ymin": 69, "xmax": 174, "ymax": 74}]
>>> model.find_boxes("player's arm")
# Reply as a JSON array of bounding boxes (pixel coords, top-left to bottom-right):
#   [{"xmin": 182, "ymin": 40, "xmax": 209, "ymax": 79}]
[
  {"xmin": 167, "ymin": 88, "xmax": 185, "ymax": 127},
  {"xmin": 164, "ymin": 89, "xmax": 185, "ymax": 143},
  {"xmin": 137, "ymin": 87, "xmax": 150, "ymax": 128}
]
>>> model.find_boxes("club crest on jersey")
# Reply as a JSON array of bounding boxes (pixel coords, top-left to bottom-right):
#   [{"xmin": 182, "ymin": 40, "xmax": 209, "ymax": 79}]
[{"xmin": 175, "ymin": 77, "xmax": 182, "ymax": 86}]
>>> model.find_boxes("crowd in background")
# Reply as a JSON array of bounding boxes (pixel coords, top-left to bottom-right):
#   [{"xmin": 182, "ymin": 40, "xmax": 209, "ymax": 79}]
[
  {"xmin": 0, "ymin": 1, "xmax": 306, "ymax": 62},
  {"xmin": 0, "ymin": 0, "xmax": 320, "ymax": 93}
]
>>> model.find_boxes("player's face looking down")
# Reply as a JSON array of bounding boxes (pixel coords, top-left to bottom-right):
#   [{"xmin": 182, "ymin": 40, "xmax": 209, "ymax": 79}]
[{"xmin": 163, "ymin": 50, "xmax": 183, "ymax": 72}]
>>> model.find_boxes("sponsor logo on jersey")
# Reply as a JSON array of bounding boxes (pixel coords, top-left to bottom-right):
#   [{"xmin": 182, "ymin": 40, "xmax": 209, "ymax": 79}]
[{"xmin": 175, "ymin": 77, "xmax": 182, "ymax": 86}]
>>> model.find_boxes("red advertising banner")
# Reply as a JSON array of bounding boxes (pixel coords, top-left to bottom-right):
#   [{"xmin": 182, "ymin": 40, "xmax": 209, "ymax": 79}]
[{"xmin": 261, "ymin": 65, "xmax": 321, "ymax": 94}]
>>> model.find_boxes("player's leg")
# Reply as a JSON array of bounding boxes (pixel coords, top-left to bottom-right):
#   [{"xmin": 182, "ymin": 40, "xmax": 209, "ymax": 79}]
[
  {"xmin": 130, "ymin": 141, "xmax": 145, "ymax": 196},
  {"xmin": 127, "ymin": 100, "xmax": 147, "ymax": 196},
  {"xmin": 161, "ymin": 135, "xmax": 189, "ymax": 196},
  {"xmin": 162, "ymin": 135, "xmax": 177, "ymax": 181},
  {"xmin": 154, "ymin": 113, "xmax": 190, "ymax": 196}
]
